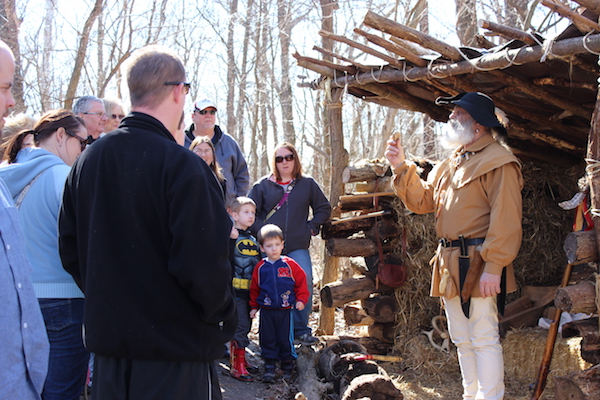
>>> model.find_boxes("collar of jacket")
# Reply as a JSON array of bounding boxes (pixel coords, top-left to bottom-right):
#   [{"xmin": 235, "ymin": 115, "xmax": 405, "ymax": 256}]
[{"xmin": 122, "ymin": 112, "xmax": 176, "ymax": 143}]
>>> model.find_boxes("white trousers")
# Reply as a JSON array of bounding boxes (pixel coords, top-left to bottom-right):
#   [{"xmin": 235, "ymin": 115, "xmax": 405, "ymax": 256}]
[{"xmin": 444, "ymin": 296, "xmax": 504, "ymax": 400}]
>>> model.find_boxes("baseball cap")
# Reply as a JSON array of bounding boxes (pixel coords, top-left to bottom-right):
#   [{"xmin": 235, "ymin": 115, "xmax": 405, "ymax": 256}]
[
  {"xmin": 435, "ymin": 92, "xmax": 502, "ymax": 128},
  {"xmin": 194, "ymin": 99, "xmax": 217, "ymax": 111}
]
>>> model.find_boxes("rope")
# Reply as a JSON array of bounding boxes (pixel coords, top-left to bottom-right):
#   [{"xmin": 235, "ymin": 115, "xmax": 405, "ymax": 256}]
[
  {"xmin": 426, "ymin": 58, "xmax": 447, "ymax": 79},
  {"xmin": 540, "ymin": 37, "xmax": 556, "ymax": 62},
  {"xmin": 354, "ymin": 71, "xmax": 365, "ymax": 85},
  {"xmin": 371, "ymin": 65, "xmax": 390, "ymax": 84},
  {"xmin": 585, "ymin": 158, "xmax": 600, "ymax": 217},
  {"xmin": 403, "ymin": 62, "xmax": 420, "ymax": 82},
  {"xmin": 583, "ymin": 30, "xmax": 600, "ymax": 56}
]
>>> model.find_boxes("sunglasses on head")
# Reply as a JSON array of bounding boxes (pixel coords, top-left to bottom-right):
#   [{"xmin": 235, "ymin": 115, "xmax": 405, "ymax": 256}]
[
  {"xmin": 275, "ymin": 154, "xmax": 294, "ymax": 163},
  {"xmin": 196, "ymin": 109, "xmax": 217, "ymax": 115}
]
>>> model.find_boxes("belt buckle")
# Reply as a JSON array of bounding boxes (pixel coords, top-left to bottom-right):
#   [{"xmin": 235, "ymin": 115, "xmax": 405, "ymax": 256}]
[{"xmin": 440, "ymin": 238, "xmax": 450, "ymax": 248}]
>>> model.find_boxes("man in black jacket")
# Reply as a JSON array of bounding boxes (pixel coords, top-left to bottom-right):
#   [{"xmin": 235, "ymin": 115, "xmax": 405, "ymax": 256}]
[{"xmin": 59, "ymin": 45, "xmax": 237, "ymax": 400}]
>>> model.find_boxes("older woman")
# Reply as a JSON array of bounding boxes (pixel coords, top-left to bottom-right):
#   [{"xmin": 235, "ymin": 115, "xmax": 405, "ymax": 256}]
[
  {"xmin": 103, "ymin": 98, "xmax": 127, "ymax": 133},
  {"xmin": 249, "ymin": 142, "xmax": 331, "ymax": 345},
  {"xmin": 0, "ymin": 109, "xmax": 90, "ymax": 400}
]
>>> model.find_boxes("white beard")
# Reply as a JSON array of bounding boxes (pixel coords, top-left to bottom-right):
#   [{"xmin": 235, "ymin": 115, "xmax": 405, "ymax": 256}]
[{"xmin": 441, "ymin": 119, "xmax": 477, "ymax": 149}]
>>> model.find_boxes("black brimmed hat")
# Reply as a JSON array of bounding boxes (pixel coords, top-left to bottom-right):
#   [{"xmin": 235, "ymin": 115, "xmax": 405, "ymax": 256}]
[{"xmin": 435, "ymin": 92, "xmax": 501, "ymax": 128}]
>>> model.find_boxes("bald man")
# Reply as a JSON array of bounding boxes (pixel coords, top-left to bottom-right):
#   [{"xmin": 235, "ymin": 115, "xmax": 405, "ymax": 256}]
[{"xmin": 0, "ymin": 40, "xmax": 50, "ymax": 400}]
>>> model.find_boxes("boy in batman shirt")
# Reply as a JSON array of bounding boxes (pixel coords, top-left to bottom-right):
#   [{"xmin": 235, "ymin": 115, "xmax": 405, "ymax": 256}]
[{"xmin": 228, "ymin": 196, "xmax": 261, "ymax": 381}]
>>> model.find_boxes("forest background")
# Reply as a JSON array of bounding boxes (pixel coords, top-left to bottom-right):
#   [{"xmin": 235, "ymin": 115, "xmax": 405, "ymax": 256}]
[{"xmin": 0, "ymin": 0, "xmax": 571, "ymax": 188}]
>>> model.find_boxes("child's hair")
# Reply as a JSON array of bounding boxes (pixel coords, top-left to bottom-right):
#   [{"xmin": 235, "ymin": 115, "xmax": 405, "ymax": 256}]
[
  {"xmin": 230, "ymin": 196, "xmax": 256, "ymax": 213},
  {"xmin": 257, "ymin": 224, "xmax": 284, "ymax": 246}
]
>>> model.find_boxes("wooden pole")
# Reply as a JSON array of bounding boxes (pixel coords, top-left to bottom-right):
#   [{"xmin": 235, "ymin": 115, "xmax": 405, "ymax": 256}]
[
  {"xmin": 318, "ymin": 86, "xmax": 346, "ymax": 335},
  {"xmin": 586, "ymin": 56, "xmax": 600, "ymax": 262}
]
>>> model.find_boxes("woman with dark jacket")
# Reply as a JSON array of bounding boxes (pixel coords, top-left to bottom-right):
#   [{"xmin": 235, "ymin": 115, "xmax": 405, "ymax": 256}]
[{"xmin": 249, "ymin": 142, "xmax": 331, "ymax": 345}]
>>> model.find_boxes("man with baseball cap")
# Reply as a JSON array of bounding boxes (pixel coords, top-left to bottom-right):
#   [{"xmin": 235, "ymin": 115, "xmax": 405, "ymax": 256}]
[
  {"xmin": 386, "ymin": 92, "xmax": 523, "ymax": 400},
  {"xmin": 185, "ymin": 99, "xmax": 249, "ymax": 208}
]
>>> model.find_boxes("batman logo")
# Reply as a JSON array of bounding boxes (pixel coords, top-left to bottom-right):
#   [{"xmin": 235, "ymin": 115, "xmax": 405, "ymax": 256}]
[{"xmin": 236, "ymin": 239, "xmax": 259, "ymax": 256}]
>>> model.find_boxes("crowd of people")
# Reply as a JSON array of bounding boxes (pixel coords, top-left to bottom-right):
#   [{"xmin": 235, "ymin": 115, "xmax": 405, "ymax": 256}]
[
  {"xmin": 0, "ymin": 40, "xmax": 332, "ymax": 400},
  {"xmin": 0, "ymin": 36, "xmax": 522, "ymax": 400}
]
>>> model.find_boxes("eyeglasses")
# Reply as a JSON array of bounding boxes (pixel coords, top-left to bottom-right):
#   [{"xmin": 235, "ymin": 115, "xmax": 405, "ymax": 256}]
[
  {"xmin": 65, "ymin": 130, "xmax": 91, "ymax": 152},
  {"xmin": 110, "ymin": 114, "xmax": 125, "ymax": 120},
  {"xmin": 192, "ymin": 147, "xmax": 212, "ymax": 155},
  {"xmin": 164, "ymin": 81, "xmax": 191, "ymax": 94},
  {"xmin": 83, "ymin": 112, "xmax": 107, "ymax": 118},
  {"xmin": 195, "ymin": 109, "xmax": 217, "ymax": 115},
  {"xmin": 275, "ymin": 154, "xmax": 294, "ymax": 163}
]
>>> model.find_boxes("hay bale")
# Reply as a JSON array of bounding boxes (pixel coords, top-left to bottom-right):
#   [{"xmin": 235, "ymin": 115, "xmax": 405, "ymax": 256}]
[{"xmin": 503, "ymin": 327, "xmax": 591, "ymax": 388}]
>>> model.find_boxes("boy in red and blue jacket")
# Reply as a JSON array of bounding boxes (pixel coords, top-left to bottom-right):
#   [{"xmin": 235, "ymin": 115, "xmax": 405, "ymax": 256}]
[{"xmin": 249, "ymin": 224, "xmax": 309, "ymax": 383}]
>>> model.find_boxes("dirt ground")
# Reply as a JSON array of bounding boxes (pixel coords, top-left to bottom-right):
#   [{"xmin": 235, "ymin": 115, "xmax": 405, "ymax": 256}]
[{"xmin": 216, "ymin": 311, "xmax": 553, "ymax": 400}]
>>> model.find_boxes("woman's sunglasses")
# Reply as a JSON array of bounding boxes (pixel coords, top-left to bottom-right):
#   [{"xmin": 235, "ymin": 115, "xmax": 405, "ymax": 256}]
[
  {"xmin": 275, "ymin": 154, "xmax": 294, "ymax": 163},
  {"xmin": 65, "ymin": 130, "xmax": 91, "ymax": 152}
]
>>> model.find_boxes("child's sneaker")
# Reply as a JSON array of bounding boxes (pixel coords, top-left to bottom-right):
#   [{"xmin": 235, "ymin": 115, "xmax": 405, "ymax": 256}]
[
  {"xmin": 262, "ymin": 359, "xmax": 276, "ymax": 383},
  {"xmin": 281, "ymin": 360, "xmax": 294, "ymax": 379}
]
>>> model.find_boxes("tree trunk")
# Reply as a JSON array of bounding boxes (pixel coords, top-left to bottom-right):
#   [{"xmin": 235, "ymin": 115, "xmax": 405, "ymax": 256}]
[
  {"xmin": 361, "ymin": 295, "xmax": 398, "ymax": 323},
  {"xmin": 322, "ymin": 218, "xmax": 375, "ymax": 240},
  {"xmin": 455, "ymin": 0, "xmax": 478, "ymax": 47},
  {"xmin": 64, "ymin": 0, "xmax": 103, "ymax": 109},
  {"xmin": 41, "ymin": 0, "xmax": 54, "ymax": 112},
  {"xmin": 585, "ymin": 57, "xmax": 600, "ymax": 258},
  {"xmin": 326, "ymin": 238, "xmax": 379, "ymax": 257},
  {"xmin": 277, "ymin": 0, "xmax": 295, "ymax": 144},
  {"xmin": 342, "ymin": 161, "xmax": 390, "ymax": 183},
  {"xmin": 343, "ymin": 305, "xmax": 375, "ymax": 326},
  {"xmin": 554, "ymin": 365, "xmax": 600, "ymax": 400},
  {"xmin": 341, "ymin": 373, "xmax": 404, "ymax": 400},
  {"xmin": 564, "ymin": 229, "xmax": 599, "ymax": 264},
  {"xmin": 321, "ymin": 275, "xmax": 389, "ymax": 308},
  {"xmin": 355, "ymin": 176, "xmax": 393, "ymax": 193},
  {"xmin": 554, "ymin": 281, "xmax": 597, "ymax": 313},
  {"xmin": 0, "ymin": 0, "xmax": 25, "ymax": 112},
  {"xmin": 226, "ymin": 0, "xmax": 238, "ymax": 139},
  {"xmin": 235, "ymin": 0, "xmax": 253, "ymax": 155},
  {"xmin": 368, "ymin": 322, "xmax": 396, "ymax": 343}
]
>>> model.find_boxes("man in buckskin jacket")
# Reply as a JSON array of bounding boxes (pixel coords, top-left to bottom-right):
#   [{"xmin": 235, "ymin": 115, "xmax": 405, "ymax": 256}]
[{"xmin": 385, "ymin": 92, "xmax": 523, "ymax": 400}]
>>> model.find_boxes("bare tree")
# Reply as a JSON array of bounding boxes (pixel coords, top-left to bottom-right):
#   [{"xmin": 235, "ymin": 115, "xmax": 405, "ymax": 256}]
[
  {"xmin": 63, "ymin": 0, "xmax": 103, "ymax": 109},
  {"xmin": 277, "ymin": 0, "xmax": 296, "ymax": 144},
  {"xmin": 456, "ymin": 0, "xmax": 478, "ymax": 46},
  {"xmin": 226, "ymin": 0, "xmax": 239, "ymax": 139},
  {"xmin": 0, "ymin": 0, "xmax": 25, "ymax": 112}
]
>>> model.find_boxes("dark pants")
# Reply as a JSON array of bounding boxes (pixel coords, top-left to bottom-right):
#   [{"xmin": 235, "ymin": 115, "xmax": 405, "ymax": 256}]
[
  {"xmin": 39, "ymin": 298, "xmax": 89, "ymax": 400},
  {"xmin": 233, "ymin": 296, "xmax": 252, "ymax": 347},
  {"xmin": 259, "ymin": 308, "xmax": 296, "ymax": 361},
  {"xmin": 94, "ymin": 355, "xmax": 222, "ymax": 400}
]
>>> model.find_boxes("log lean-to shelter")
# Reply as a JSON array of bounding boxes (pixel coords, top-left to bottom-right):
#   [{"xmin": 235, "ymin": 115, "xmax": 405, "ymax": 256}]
[{"xmin": 293, "ymin": 0, "xmax": 600, "ymax": 398}]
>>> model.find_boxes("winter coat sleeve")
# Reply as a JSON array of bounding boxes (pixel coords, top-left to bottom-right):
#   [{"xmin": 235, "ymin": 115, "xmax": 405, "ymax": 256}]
[
  {"xmin": 231, "ymin": 141, "xmax": 250, "ymax": 197},
  {"xmin": 249, "ymin": 260, "xmax": 264, "ymax": 309}
]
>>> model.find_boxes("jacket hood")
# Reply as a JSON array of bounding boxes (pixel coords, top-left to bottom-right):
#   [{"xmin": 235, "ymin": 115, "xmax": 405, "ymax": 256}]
[{"xmin": 0, "ymin": 148, "xmax": 65, "ymax": 199}]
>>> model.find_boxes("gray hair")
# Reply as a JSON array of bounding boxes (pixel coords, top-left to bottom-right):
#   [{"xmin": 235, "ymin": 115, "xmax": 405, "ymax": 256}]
[{"xmin": 73, "ymin": 95, "xmax": 103, "ymax": 115}]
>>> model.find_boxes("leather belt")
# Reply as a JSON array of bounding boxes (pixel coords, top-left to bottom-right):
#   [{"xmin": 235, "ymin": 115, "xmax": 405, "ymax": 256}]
[{"xmin": 440, "ymin": 237, "xmax": 485, "ymax": 248}]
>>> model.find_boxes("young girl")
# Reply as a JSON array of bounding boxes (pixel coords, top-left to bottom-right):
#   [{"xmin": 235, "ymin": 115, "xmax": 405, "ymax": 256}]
[{"xmin": 189, "ymin": 135, "xmax": 226, "ymax": 202}]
